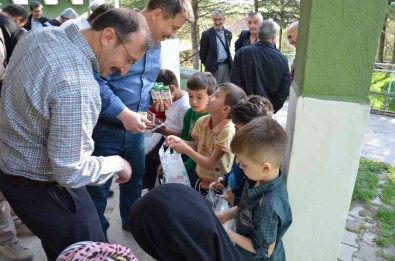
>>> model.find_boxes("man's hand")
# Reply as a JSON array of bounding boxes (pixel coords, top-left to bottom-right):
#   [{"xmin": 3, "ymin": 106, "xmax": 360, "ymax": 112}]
[
  {"xmin": 117, "ymin": 108, "xmax": 151, "ymax": 133},
  {"xmin": 115, "ymin": 159, "xmax": 132, "ymax": 184}
]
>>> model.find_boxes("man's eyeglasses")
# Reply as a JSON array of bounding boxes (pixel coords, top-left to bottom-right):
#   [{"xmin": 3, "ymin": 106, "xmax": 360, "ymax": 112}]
[{"xmin": 114, "ymin": 30, "xmax": 136, "ymax": 66}]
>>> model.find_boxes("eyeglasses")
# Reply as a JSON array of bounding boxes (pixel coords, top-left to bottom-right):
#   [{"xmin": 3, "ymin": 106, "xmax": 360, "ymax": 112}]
[{"xmin": 114, "ymin": 30, "xmax": 136, "ymax": 66}]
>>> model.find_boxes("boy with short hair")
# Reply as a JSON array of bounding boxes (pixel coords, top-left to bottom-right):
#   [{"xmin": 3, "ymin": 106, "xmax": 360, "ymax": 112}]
[
  {"xmin": 181, "ymin": 72, "xmax": 217, "ymax": 173},
  {"xmin": 165, "ymin": 83, "xmax": 246, "ymax": 194},
  {"xmin": 143, "ymin": 69, "xmax": 189, "ymax": 189},
  {"xmin": 217, "ymin": 117, "xmax": 292, "ymax": 260},
  {"xmin": 220, "ymin": 95, "xmax": 274, "ymax": 206}
]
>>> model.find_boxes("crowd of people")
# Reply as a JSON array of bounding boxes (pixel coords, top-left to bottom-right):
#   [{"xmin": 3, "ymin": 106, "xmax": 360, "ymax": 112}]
[{"xmin": 0, "ymin": 1, "xmax": 299, "ymax": 260}]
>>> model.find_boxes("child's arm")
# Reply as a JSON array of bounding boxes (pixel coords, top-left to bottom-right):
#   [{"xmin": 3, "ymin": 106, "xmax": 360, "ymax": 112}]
[
  {"xmin": 174, "ymin": 145, "xmax": 225, "ymax": 171},
  {"xmin": 164, "ymin": 135, "xmax": 197, "ymax": 152},
  {"xmin": 226, "ymin": 229, "xmax": 257, "ymax": 253},
  {"xmin": 154, "ymin": 124, "xmax": 181, "ymax": 137},
  {"xmin": 216, "ymin": 205, "xmax": 238, "ymax": 224}
]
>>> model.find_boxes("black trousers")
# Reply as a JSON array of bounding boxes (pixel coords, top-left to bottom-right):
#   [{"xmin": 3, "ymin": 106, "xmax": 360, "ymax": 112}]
[
  {"xmin": 143, "ymin": 136, "xmax": 165, "ymax": 190},
  {"xmin": 0, "ymin": 171, "xmax": 105, "ymax": 261}
]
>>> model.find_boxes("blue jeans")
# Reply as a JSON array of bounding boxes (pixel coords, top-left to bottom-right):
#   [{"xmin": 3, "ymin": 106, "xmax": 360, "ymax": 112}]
[{"xmin": 86, "ymin": 122, "xmax": 145, "ymax": 239}]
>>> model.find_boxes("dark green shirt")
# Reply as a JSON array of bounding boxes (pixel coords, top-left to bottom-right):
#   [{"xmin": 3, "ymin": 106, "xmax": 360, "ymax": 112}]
[
  {"xmin": 236, "ymin": 172, "xmax": 292, "ymax": 260},
  {"xmin": 181, "ymin": 108, "xmax": 208, "ymax": 173}
]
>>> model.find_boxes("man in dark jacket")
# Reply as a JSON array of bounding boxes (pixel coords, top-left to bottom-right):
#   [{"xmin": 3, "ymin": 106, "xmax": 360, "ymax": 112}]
[
  {"xmin": 230, "ymin": 19, "xmax": 290, "ymax": 113},
  {"xmin": 23, "ymin": 1, "xmax": 49, "ymax": 31},
  {"xmin": 199, "ymin": 10, "xmax": 232, "ymax": 83}
]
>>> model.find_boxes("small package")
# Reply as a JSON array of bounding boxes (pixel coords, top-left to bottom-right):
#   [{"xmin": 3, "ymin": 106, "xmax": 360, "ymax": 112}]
[
  {"xmin": 160, "ymin": 85, "xmax": 173, "ymax": 106},
  {"xmin": 151, "ymin": 82, "xmax": 163, "ymax": 107}
]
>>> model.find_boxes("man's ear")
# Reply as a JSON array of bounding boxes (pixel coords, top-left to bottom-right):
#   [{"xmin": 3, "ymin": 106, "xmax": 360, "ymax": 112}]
[
  {"xmin": 100, "ymin": 27, "xmax": 116, "ymax": 46},
  {"xmin": 151, "ymin": 8, "xmax": 163, "ymax": 21},
  {"xmin": 261, "ymin": 162, "xmax": 272, "ymax": 174}
]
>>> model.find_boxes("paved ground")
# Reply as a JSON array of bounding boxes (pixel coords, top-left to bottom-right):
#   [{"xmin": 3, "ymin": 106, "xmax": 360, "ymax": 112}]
[{"xmin": 15, "ymin": 102, "xmax": 395, "ymax": 260}]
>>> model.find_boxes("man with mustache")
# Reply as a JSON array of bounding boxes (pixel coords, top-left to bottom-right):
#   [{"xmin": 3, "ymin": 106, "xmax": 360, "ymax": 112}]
[
  {"xmin": 86, "ymin": 0, "xmax": 194, "ymax": 240},
  {"xmin": 0, "ymin": 9, "xmax": 150, "ymax": 260}
]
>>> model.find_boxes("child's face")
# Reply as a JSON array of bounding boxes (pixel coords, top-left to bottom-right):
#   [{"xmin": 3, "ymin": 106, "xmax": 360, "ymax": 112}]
[
  {"xmin": 207, "ymin": 89, "xmax": 227, "ymax": 115},
  {"xmin": 188, "ymin": 89, "xmax": 209, "ymax": 114},
  {"xmin": 236, "ymin": 153, "xmax": 264, "ymax": 181}
]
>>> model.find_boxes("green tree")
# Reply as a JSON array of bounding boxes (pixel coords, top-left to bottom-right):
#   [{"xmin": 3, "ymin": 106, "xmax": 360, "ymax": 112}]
[
  {"xmin": 258, "ymin": 0, "xmax": 300, "ymax": 51},
  {"xmin": 120, "ymin": 0, "xmax": 146, "ymax": 10}
]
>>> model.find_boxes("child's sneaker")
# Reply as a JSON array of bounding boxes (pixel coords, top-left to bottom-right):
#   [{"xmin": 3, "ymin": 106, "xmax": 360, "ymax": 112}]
[{"xmin": 0, "ymin": 240, "xmax": 34, "ymax": 261}]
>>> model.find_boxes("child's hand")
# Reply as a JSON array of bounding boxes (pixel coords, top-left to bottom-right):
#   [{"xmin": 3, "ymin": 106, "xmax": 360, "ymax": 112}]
[
  {"xmin": 168, "ymin": 140, "xmax": 189, "ymax": 154},
  {"xmin": 219, "ymin": 187, "xmax": 235, "ymax": 206},
  {"xmin": 164, "ymin": 135, "xmax": 181, "ymax": 146},
  {"xmin": 154, "ymin": 100, "xmax": 171, "ymax": 112},
  {"xmin": 157, "ymin": 164, "xmax": 163, "ymax": 177},
  {"xmin": 209, "ymin": 178, "xmax": 224, "ymax": 191}
]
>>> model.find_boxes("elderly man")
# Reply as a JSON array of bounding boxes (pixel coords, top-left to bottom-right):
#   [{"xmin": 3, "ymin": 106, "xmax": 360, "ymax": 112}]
[
  {"xmin": 46, "ymin": 7, "xmax": 79, "ymax": 26},
  {"xmin": 86, "ymin": 0, "xmax": 194, "ymax": 240},
  {"xmin": 231, "ymin": 20, "xmax": 290, "ymax": 113},
  {"xmin": 287, "ymin": 21, "xmax": 298, "ymax": 81},
  {"xmin": 199, "ymin": 10, "xmax": 232, "ymax": 83},
  {"xmin": 0, "ymin": 9, "xmax": 150, "ymax": 260},
  {"xmin": 23, "ymin": 1, "xmax": 49, "ymax": 30}
]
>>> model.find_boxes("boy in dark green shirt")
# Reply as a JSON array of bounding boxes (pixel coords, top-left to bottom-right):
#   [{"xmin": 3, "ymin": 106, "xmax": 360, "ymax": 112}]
[{"xmin": 181, "ymin": 72, "xmax": 216, "ymax": 173}]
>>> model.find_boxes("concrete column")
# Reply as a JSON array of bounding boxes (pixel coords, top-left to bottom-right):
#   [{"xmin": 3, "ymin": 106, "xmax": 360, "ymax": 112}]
[
  {"xmin": 283, "ymin": 1, "xmax": 387, "ymax": 260},
  {"xmin": 160, "ymin": 39, "xmax": 181, "ymax": 84}
]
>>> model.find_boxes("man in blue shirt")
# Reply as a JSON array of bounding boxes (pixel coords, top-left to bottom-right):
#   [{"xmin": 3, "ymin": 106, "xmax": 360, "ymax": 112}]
[{"xmin": 86, "ymin": 0, "xmax": 194, "ymax": 239}]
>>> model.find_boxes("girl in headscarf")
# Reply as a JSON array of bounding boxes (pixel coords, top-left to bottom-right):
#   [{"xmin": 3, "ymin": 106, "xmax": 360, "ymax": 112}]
[
  {"xmin": 128, "ymin": 183, "xmax": 243, "ymax": 261},
  {"xmin": 56, "ymin": 241, "xmax": 137, "ymax": 261}
]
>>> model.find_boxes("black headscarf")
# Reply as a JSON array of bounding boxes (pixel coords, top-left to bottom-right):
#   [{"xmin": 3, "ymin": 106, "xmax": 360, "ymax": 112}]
[{"xmin": 129, "ymin": 184, "xmax": 243, "ymax": 261}]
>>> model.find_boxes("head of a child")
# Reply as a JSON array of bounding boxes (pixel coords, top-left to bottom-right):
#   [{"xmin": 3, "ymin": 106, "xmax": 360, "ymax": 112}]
[
  {"xmin": 207, "ymin": 82, "xmax": 246, "ymax": 119},
  {"xmin": 156, "ymin": 69, "xmax": 180, "ymax": 100},
  {"xmin": 231, "ymin": 117, "xmax": 288, "ymax": 182},
  {"xmin": 231, "ymin": 95, "xmax": 274, "ymax": 131},
  {"xmin": 186, "ymin": 72, "xmax": 217, "ymax": 114}
]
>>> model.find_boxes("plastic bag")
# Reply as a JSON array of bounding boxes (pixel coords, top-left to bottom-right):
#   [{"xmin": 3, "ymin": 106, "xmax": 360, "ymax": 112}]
[{"xmin": 159, "ymin": 145, "xmax": 190, "ymax": 186}]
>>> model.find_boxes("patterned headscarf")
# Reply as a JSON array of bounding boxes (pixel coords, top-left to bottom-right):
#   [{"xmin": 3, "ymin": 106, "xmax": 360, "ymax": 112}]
[{"xmin": 56, "ymin": 241, "xmax": 137, "ymax": 261}]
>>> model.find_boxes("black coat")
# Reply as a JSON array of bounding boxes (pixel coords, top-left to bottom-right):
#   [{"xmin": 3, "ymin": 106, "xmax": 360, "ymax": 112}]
[
  {"xmin": 231, "ymin": 41, "xmax": 291, "ymax": 113},
  {"xmin": 0, "ymin": 14, "xmax": 26, "ymax": 63},
  {"xmin": 23, "ymin": 14, "xmax": 49, "ymax": 31},
  {"xmin": 199, "ymin": 27, "xmax": 232, "ymax": 75}
]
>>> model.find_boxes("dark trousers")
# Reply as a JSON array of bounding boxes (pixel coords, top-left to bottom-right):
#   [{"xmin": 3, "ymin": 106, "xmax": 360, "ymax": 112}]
[
  {"xmin": 0, "ymin": 171, "xmax": 105, "ymax": 261},
  {"xmin": 143, "ymin": 136, "xmax": 165, "ymax": 190}
]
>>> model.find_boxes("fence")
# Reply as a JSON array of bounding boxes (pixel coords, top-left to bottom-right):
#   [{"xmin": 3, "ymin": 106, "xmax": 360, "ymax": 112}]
[{"xmin": 370, "ymin": 63, "xmax": 395, "ymax": 115}]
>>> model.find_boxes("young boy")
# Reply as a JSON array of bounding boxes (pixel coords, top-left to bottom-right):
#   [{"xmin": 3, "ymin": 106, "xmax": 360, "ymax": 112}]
[
  {"xmin": 217, "ymin": 117, "xmax": 292, "ymax": 260},
  {"xmin": 143, "ymin": 69, "xmax": 189, "ymax": 189},
  {"xmin": 181, "ymin": 72, "xmax": 217, "ymax": 173},
  {"xmin": 164, "ymin": 83, "xmax": 246, "ymax": 194},
  {"xmin": 220, "ymin": 95, "xmax": 274, "ymax": 206}
]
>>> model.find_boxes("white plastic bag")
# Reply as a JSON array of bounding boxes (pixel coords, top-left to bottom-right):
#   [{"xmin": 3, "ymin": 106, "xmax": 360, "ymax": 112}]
[{"xmin": 159, "ymin": 145, "xmax": 190, "ymax": 186}]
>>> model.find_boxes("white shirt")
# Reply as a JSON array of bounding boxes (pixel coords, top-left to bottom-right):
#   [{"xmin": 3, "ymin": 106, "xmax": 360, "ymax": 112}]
[{"xmin": 165, "ymin": 93, "xmax": 190, "ymax": 133}]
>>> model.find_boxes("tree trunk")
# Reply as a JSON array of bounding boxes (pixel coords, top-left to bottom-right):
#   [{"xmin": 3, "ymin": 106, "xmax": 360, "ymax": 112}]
[
  {"xmin": 378, "ymin": 25, "xmax": 386, "ymax": 62},
  {"xmin": 391, "ymin": 37, "xmax": 395, "ymax": 64},
  {"xmin": 254, "ymin": 0, "xmax": 259, "ymax": 12},
  {"xmin": 278, "ymin": 27, "xmax": 282, "ymax": 51},
  {"xmin": 191, "ymin": 0, "xmax": 200, "ymax": 70}
]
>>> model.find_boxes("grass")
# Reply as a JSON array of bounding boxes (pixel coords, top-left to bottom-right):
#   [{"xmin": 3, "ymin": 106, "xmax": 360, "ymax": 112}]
[
  {"xmin": 351, "ymin": 158, "xmax": 395, "ymax": 254},
  {"xmin": 377, "ymin": 250, "xmax": 395, "ymax": 261},
  {"xmin": 370, "ymin": 72, "xmax": 395, "ymax": 113},
  {"xmin": 351, "ymin": 158, "xmax": 383, "ymax": 205}
]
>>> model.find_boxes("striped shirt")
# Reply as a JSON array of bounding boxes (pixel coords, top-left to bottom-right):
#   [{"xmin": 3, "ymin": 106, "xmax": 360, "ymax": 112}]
[{"xmin": 0, "ymin": 25, "xmax": 124, "ymax": 188}]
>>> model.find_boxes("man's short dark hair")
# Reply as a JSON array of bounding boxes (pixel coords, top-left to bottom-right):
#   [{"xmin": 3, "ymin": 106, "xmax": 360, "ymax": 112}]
[
  {"xmin": 187, "ymin": 72, "xmax": 216, "ymax": 95},
  {"xmin": 156, "ymin": 69, "xmax": 179, "ymax": 88},
  {"xmin": 145, "ymin": 0, "xmax": 194, "ymax": 22},
  {"xmin": 91, "ymin": 8, "xmax": 151, "ymax": 50},
  {"xmin": 2, "ymin": 4, "xmax": 28, "ymax": 23},
  {"xmin": 87, "ymin": 4, "xmax": 114, "ymax": 24},
  {"xmin": 29, "ymin": 1, "xmax": 42, "ymax": 11},
  {"xmin": 231, "ymin": 95, "xmax": 274, "ymax": 125}
]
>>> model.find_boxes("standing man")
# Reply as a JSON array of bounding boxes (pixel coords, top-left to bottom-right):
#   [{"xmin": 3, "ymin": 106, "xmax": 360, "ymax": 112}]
[
  {"xmin": 86, "ymin": 0, "xmax": 194, "ymax": 240},
  {"xmin": 23, "ymin": 1, "xmax": 49, "ymax": 31},
  {"xmin": 287, "ymin": 21, "xmax": 298, "ymax": 81},
  {"xmin": 46, "ymin": 7, "xmax": 78, "ymax": 27},
  {"xmin": 230, "ymin": 20, "xmax": 290, "ymax": 113},
  {"xmin": 0, "ymin": 9, "xmax": 150, "ymax": 260},
  {"xmin": 199, "ymin": 10, "xmax": 232, "ymax": 83}
]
